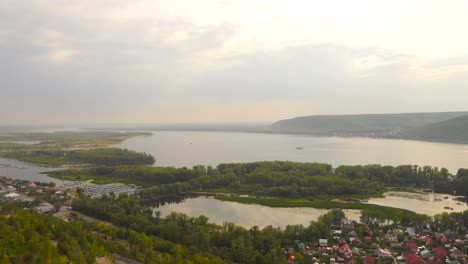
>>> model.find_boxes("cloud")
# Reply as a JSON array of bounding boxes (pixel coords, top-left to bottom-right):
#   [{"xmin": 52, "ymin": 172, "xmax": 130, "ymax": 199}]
[{"xmin": 1, "ymin": 1, "xmax": 468, "ymax": 124}]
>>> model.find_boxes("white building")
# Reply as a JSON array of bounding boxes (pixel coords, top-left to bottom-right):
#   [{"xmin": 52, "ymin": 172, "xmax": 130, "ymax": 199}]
[{"xmin": 35, "ymin": 202, "xmax": 55, "ymax": 213}]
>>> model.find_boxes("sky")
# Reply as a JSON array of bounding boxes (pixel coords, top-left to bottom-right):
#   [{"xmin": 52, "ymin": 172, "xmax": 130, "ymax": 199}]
[{"xmin": 1, "ymin": 0, "xmax": 468, "ymax": 125}]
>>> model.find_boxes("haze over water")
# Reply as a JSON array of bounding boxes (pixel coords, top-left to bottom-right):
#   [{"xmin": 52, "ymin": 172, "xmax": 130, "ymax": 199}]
[{"xmin": 118, "ymin": 131, "xmax": 468, "ymax": 173}]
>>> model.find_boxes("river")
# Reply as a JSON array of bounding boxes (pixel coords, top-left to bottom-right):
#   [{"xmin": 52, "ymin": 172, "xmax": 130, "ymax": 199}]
[
  {"xmin": 0, "ymin": 158, "xmax": 63, "ymax": 185},
  {"xmin": 117, "ymin": 131, "xmax": 468, "ymax": 173}
]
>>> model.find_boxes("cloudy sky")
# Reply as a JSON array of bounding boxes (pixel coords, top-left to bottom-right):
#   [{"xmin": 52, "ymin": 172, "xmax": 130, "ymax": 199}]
[{"xmin": 1, "ymin": 0, "xmax": 468, "ymax": 125}]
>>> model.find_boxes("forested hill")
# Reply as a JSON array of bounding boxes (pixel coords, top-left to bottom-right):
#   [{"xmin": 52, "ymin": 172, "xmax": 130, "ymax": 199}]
[
  {"xmin": 401, "ymin": 114, "xmax": 468, "ymax": 143},
  {"xmin": 270, "ymin": 111, "xmax": 468, "ymax": 138}
]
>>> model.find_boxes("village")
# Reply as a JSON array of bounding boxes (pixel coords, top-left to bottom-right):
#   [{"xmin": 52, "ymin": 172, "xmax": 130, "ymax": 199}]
[
  {"xmin": 285, "ymin": 217, "xmax": 467, "ymax": 264},
  {"xmin": 0, "ymin": 175, "xmax": 466, "ymax": 264},
  {"xmin": 0, "ymin": 176, "xmax": 139, "ymax": 216}
]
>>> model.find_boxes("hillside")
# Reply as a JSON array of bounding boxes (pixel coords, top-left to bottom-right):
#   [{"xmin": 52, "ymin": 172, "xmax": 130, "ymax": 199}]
[
  {"xmin": 270, "ymin": 112, "xmax": 468, "ymax": 137},
  {"xmin": 401, "ymin": 114, "xmax": 468, "ymax": 143}
]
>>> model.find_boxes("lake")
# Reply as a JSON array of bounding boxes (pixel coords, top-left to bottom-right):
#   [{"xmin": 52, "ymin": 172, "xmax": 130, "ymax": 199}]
[
  {"xmin": 154, "ymin": 196, "xmax": 361, "ymax": 229},
  {"xmin": 117, "ymin": 131, "xmax": 468, "ymax": 173}
]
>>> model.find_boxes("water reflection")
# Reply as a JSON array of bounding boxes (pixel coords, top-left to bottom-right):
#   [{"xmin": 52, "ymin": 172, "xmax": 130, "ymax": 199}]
[
  {"xmin": 153, "ymin": 196, "xmax": 361, "ymax": 229},
  {"xmin": 368, "ymin": 192, "xmax": 468, "ymax": 215}
]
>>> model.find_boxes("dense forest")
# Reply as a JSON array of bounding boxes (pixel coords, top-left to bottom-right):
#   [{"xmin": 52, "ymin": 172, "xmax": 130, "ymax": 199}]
[
  {"xmin": 1, "ymin": 148, "xmax": 155, "ymax": 166},
  {"xmin": 0, "ymin": 204, "xmax": 225, "ymax": 263},
  {"xmin": 49, "ymin": 161, "xmax": 468, "ymax": 198}
]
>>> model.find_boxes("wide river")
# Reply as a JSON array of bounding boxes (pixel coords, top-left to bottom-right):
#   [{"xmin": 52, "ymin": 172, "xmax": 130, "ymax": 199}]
[
  {"xmin": 1, "ymin": 131, "xmax": 466, "ymax": 226},
  {"xmin": 117, "ymin": 131, "xmax": 468, "ymax": 173}
]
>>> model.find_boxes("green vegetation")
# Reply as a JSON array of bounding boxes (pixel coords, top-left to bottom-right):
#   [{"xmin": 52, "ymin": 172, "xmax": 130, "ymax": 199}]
[
  {"xmin": 270, "ymin": 111, "xmax": 468, "ymax": 142},
  {"xmin": 0, "ymin": 131, "xmax": 151, "ymax": 150},
  {"xmin": 0, "ymin": 204, "xmax": 226, "ymax": 263},
  {"xmin": 401, "ymin": 114, "xmax": 468, "ymax": 143},
  {"xmin": 72, "ymin": 194, "xmax": 467, "ymax": 263},
  {"xmin": 50, "ymin": 161, "xmax": 467, "ymax": 199},
  {"xmin": 50, "ymin": 162, "xmax": 468, "ymax": 204},
  {"xmin": 0, "ymin": 148, "xmax": 155, "ymax": 166},
  {"xmin": 48, "ymin": 165, "xmax": 201, "ymax": 186}
]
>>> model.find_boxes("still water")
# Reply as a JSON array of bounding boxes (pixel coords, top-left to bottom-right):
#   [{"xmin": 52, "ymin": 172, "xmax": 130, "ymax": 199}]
[
  {"xmin": 368, "ymin": 192, "xmax": 468, "ymax": 215},
  {"xmin": 118, "ymin": 131, "xmax": 468, "ymax": 173},
  {"xmin": 154, "ymin": 196, "xmax": 361, "ymax": 229}
]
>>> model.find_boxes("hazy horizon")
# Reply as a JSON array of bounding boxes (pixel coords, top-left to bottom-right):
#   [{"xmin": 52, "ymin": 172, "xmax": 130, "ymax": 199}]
[{"xmin": 2, "ymin": 1, "xmax": 468, "ymax": 125}]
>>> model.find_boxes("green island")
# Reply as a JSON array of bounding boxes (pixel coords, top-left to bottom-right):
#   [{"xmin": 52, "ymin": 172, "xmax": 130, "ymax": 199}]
[
  {"xmin": 0, "ymin": 148, "xmax": 155, "ymax": 166},
  {"xmin": 48, "ymin": 161, "xmax": 468, "ymax": 198},
  {"xmin": 0, "ymin": 131, "xmax": 151, "ymax": 150}
]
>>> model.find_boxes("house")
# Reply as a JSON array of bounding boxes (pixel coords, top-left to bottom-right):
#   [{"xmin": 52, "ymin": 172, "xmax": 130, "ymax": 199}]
[
  {"xmin": 433, "ymin": 247, "xmax": 446, "ymax": 261},
  {"xmin": 363, "ymin": 256, "xmax": 376, "ymax": 264},
  {"xmin": 385, "ymin": 233, "xmax": 398, "ymax": 242},
  {"xmin": 406, "ymin": 242, "xmax": 418, "ymax": 253},
  {"xmin": 339, "ymin": 244, "xmax": 352, "ymax": 256},
  {"xmin": 449, "ymin": 248, "xmax": 464, "ymax": 260},
  {"xmin": 333, "ymin": 230, "xmax": 342, "ymax": 236},
  {"xmin": 7, "ymin": 186, "xmax": 16, "ymax": 193},
  {"xmin": 64, "ymin": 199, "xmax": 73, "ymax": 207},
  {"xmin": 365, "ymin": 236, "xmax": 372, "ymax": 243},
  {"xmin": 453, "ymin": 239, "xmax": 464, "ymax": 247},
  {"xmin": 407, "ymin": 227, "xmax": 416, "ymax": 236},
  {"xmin": 35, "ymin": 202, "xmax": 54, "ymax": 213},
  {"xmin": 420, "ymin": 236, "xmax": 433, "ymax": 246},
  {"xmin": 420, "ymin": 249, "xmax": 433, "ymax": 260},
  {"xmin": 28, "ymin": 182, "xmax": 37, "ymax": 189},
  {"xmin": 435, "ymin": 233, "xmax": 448, "ymax": 243},
  {"xmin": 3, "ymin": 192, "xmax": 20, "ymax": 200},
  {"xmin": 391, "ymin": 243, "xmax": 402, "ymax": 249},
  {"xmin": 319, "ymin": 239, "xmax": 328, "ymax": 247},
  {"xmin": 375, "ymin": 248, "xmax": 391, "ymax": 258},
  {"xmin": 406, "ymin": 254, "xmax": 425, "ymax": 264}
]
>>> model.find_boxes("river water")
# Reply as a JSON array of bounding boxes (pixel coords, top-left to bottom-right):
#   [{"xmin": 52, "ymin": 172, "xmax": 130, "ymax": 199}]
[
  {"xmin": 117, "ymin": 131, "xmax": 468, "ymax": 173},
  {"xmin": 0, "ymin": 158, "xmax": 63, "ymax": 185},
  {"xmin": 1, "ymin": 131, "xmax": 466, "ymax": 224}
]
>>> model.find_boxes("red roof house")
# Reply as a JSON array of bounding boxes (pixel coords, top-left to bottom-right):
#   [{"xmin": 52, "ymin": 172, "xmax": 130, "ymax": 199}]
[
  {"xmin": 406, "ymin": 242, "xmax": 418, "ymax": 252},
  {"xmin": 433, "ymin": 247, "xmax": 446, "ymax": 261},
  {"xmin": 420, "ymin": 236, "xmax": 433, "ymax": 246},
  {"xmin": 363, "ymin": 257, "xmax": 376, "ymax": 264},
  {"xmin": 406, "ymin": 253, "xmax": 425, "ymax": 264}
]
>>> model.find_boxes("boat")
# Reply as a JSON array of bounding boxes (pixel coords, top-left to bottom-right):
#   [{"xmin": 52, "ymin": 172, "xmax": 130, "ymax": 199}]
[{"xmin": 296, "ymin": 147, "xmax": 303, "ymax": 150}]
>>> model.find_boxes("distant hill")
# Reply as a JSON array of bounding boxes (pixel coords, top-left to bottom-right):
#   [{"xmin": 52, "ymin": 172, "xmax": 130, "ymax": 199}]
[
  {"xmin": 270, "ymin": 112, "xmax": 468, "ymax": 139},
  {"xmin": 401, "ymin": 114, "xmax": 468, "ymax": 143}
]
